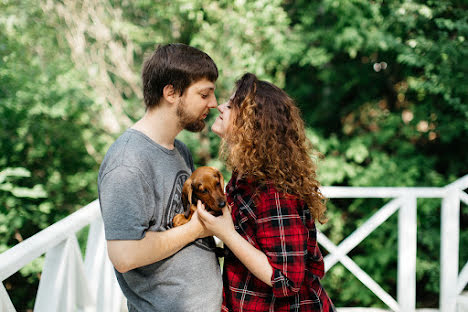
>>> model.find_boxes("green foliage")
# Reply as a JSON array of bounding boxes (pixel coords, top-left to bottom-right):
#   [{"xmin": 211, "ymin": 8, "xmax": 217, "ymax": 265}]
[
  {"xmin": 1, "ymin": 0, "xmax": 466, "ymax": 309},
  {"xmin": 0, "ymin": 0, "xmax": 101, "ymax": 308},
  {"xmin": 284, "ymin": 0, "xmax": 467, "ymax": 307}
]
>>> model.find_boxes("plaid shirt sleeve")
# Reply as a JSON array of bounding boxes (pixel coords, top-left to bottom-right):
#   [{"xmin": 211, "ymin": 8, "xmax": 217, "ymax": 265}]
[{"xmin": 255, "ymin": 186, "xmax": 309, "ymax": 298}]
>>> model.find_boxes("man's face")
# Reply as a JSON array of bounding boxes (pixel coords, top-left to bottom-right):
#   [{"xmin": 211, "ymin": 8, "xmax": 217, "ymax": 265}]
[{"xmin": 176, "ymin": 78, "xmax": 218, "ymax": 132}]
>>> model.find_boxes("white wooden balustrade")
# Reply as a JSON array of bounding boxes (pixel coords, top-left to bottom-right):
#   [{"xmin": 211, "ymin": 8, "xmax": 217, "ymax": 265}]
[
  {"xmin": 0, "ymin": 175, "xmax": 467, "ymax": 312},
  {"xmin": 0, "ymin": 200, "xmax": 125, "ymax": 312}
]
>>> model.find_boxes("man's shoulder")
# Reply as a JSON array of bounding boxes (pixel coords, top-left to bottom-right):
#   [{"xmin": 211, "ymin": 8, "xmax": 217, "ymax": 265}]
[
  {"xmin": 99, "ymin": 130, "xmax": 149, "ymax": 177},
  {"xmin": 174, "ymin": 139, "xmax": 190, "ymax": 154},
  {"xmin": 174, "ymin": 139, "xmax": 193, "ymax": 167}
]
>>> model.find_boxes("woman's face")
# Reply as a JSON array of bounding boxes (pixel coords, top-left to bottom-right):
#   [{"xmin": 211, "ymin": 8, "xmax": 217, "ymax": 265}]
[{"xmin": 211, "ymin": 99, "xmax": 233, "ymax": 138}]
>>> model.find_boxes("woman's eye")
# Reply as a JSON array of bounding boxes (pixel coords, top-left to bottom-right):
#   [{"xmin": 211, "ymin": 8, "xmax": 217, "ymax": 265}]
[{"xmin": 201, "ymin": 94, "xmax": 208, "ymax": 99}]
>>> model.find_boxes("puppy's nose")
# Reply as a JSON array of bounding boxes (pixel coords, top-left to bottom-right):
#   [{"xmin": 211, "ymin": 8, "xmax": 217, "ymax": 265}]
[{"xmin": 218, "ymin": 201, "xmax": 226, "ymax": 208}]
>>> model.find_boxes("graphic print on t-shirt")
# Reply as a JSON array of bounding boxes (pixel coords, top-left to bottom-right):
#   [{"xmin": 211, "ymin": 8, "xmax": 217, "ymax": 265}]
[{"xmin": 163, "ymin": 170, "xmax": 190, "ymax": 229}]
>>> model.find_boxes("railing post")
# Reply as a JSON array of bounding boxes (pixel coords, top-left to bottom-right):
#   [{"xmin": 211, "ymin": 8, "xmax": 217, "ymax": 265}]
[
  {"xmin": 34, "ymin": 236, "xmax": 94, "ymax": 312},
  {"xmin": 398, "ymin": 195, "xmax": 417, "ymax": 312},
  {"xmin": 84, "ymin": 218, "xmax": 125, "ymax": 312},
  {"xmin": 440, "ymin": 188, "xmax": 460, "ymax": 312}
]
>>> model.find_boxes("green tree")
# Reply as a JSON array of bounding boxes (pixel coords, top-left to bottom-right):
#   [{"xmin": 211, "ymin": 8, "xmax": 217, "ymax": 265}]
[{"xmin": 1, "ymin": 0, "xmax": 466, "ymax": 309}]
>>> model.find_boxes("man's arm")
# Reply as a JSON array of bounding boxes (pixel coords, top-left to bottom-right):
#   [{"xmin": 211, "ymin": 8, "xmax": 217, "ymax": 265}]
[{"xmin": 107, "ymin": 209, "xmax": 210, "ymax": 273}]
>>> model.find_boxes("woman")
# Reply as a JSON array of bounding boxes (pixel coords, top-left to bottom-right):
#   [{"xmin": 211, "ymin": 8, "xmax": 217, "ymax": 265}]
[{"xmin": 198, "ymin": 73, "xmax": 336, "ymax": 311}]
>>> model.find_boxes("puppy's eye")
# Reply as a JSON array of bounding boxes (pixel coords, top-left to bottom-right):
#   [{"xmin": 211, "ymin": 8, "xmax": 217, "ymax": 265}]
[
  {"xmin": 202, "ymin": 189, "xmax": 208, "ymax": 193},
  {"xmin": 216, "ymin": 181, "xmax": 220, "ymax": 186}
]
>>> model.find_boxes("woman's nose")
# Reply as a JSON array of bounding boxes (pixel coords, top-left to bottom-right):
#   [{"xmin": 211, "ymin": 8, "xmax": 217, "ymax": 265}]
[{"xmin": 218, "ymin": 102, "xmax": 227, "ymax": 112}]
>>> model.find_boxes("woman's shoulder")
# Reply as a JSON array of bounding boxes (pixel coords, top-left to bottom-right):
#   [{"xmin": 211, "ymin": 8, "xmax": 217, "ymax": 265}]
[
  {"xmin": 257, "ymin": 182, "xmax": 299, "ymax": 199},
  {"xmin": 255, "ymin": 182, "xmax": 306, "ymax": 210}
]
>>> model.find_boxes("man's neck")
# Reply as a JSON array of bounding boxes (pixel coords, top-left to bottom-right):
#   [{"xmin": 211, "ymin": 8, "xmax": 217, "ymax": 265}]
[{"xmin": 131, "ymin": 106, "xmax": 182, "ymax": 150}]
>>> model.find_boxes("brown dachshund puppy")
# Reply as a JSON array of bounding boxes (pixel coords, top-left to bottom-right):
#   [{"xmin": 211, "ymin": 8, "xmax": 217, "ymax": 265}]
[{"xmin": 172, "ymin": 166, "xmax": 226, "ymax": 227}]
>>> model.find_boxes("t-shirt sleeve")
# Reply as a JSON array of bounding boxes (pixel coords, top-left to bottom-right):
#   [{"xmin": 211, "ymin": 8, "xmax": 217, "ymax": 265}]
[{"xmin": 99, "ymin": 165, "xmax": 153, "ymax": 241}]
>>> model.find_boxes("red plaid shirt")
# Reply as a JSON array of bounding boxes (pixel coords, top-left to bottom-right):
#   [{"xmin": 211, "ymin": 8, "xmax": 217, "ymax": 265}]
[{"xmin": 221, "ymin": 173, "xmax": 336, "ymax": 312}]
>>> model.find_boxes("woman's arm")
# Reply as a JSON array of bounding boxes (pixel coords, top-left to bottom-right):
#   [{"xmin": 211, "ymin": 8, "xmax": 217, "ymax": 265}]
[
  {"xmin": 197, "ymin": 201, "xmax": 273, "ymax": 286},
  {"xmin": 199, "ymin": 189, "xmax": 310, "ymax": 298}
]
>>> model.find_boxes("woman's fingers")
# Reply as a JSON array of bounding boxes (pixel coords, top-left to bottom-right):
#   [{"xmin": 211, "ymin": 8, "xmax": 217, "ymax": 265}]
[
  {"xmin": 197, "ymin": 200, "xmax": 204, "ymax": 210},
  {"xmin": 197, "ymin": 200, "xmax": 214, "ymax": 222}
]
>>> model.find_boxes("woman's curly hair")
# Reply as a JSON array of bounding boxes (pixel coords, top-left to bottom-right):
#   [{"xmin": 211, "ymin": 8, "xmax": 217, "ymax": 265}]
[{"xmin": 221, "ymin": 73, "xmax": 327, "ymax": 223}]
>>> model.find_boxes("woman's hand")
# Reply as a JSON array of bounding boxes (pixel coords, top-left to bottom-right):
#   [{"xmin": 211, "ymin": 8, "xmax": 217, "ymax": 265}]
[
  {"xmin": 187, "ymin": 207, "xmax": 213, "ymax": 239},
  {"xmin": 197, "ymin": 200, "xmax": 236, "ymax": 242},
  {"xmin": 198, "ymin": 200, "xmax": 274, "ymax": 286}
]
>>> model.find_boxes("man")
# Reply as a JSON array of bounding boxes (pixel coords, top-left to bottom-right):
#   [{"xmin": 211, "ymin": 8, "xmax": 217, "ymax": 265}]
[{"xmin": 98, "ymin": 43, "xmax": 222, "ymax": 312}]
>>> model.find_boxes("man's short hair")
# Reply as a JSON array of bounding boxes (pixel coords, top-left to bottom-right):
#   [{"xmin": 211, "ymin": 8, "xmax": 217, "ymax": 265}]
[{"xmin": 142, "ymin": 43, "xmax": 218, "ymax": 110}]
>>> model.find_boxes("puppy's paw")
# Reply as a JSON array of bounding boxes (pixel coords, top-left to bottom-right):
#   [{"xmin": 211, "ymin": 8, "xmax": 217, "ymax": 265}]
[{"xmin": 173, "ymin": 214, "xmax": 189, "ymax": 227}]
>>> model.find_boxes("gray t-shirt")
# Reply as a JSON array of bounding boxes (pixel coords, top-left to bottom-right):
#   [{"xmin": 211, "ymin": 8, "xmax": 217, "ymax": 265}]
[{"xmin": 98, "ymin": 129, "xmax": 222, "ymax": 312}]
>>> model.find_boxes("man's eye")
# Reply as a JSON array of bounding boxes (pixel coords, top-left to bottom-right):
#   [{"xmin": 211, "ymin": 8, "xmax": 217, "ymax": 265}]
[{"xmin": 201, "ymin": 94, "xmax": 208, "ymax": 99}]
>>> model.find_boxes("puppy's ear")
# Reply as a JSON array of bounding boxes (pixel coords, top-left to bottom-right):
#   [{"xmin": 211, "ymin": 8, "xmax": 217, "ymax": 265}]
[
  {"xmin": 217, "ymin": 170, "xmax": 225, "ymax": 191},
  {"xmin": 182, "ymin": 177, "xmax": 193, "ymax": 213}
]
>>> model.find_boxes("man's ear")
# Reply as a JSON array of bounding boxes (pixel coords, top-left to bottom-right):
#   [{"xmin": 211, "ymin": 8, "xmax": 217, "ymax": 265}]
[{"xmin": 162, "ymin": 84, "xmax": 178, "ymax": 104}]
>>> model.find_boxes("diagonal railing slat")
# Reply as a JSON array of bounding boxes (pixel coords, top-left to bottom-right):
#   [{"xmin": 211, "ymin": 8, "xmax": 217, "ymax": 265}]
[
  {"xmin": 460, "ymin": 190, "xmax": 468, "ymax": 206},
  {"xmin": 458, "ymin": 261, "xmax": 468, "ymax": 296},
  {"xmin": 324, "ymin": 197, "xmax": 403, "ymax": 270},
  {"xmin": 0, "ymin": 282, "xmax": 15, "ymax": 312},
  {"xmin": 319, "ymin": 232, "xmax": 400, "ymax": 311}
]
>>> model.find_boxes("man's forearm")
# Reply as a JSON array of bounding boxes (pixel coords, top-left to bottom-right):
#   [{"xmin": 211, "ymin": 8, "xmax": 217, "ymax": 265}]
[{"xmin": 107, "ymin": 222, "xmax": 200, "ymax": 273}]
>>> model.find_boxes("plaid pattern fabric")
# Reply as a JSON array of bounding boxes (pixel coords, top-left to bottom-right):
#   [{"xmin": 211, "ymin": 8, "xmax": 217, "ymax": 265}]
[{"xmin": 221, "ymin": 173, "xmax": 336, "ymax": 312}]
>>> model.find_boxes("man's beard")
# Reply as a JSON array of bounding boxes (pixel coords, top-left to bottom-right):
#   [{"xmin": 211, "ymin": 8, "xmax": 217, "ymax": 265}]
[{"xmin": 176, "ymin": 99, "xmax": 205, "ymax": 132}]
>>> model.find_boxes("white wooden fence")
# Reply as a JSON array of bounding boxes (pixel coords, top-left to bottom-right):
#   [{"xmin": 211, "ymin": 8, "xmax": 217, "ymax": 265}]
[{"xmin": 0, "ymin": 175, "xmax": 467, "ymax": 311}]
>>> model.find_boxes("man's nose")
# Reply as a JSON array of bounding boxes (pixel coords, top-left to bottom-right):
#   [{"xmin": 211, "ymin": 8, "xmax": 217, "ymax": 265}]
[{"xmin": 208, "ymin": 97, "xmax": 218, "ymax": 109}]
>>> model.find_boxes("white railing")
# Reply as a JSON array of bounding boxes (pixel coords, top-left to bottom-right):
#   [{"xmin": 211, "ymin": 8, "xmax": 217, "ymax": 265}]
[
  {"xmin": 320, "ymin": 175, "xmax": 468, "ymax": 312},
  {"xmin": 0, "ymin": 200, "xmax": 125, "ymax": 312},
  {"xmin": 0, "ymin": 175, "xmax": 467, "ymax": 311}
]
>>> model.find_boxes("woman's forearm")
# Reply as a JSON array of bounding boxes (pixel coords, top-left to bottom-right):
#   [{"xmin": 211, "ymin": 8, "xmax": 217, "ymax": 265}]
[{"xmin": 221, "ymin": 230, "xmax": 273, "ymax": 286}]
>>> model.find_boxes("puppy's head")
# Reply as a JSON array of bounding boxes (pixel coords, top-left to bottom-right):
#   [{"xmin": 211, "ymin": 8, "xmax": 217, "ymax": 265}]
[{"xmin": 182, "ymin": 166, "xmax": 226, "ymax": 216}]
